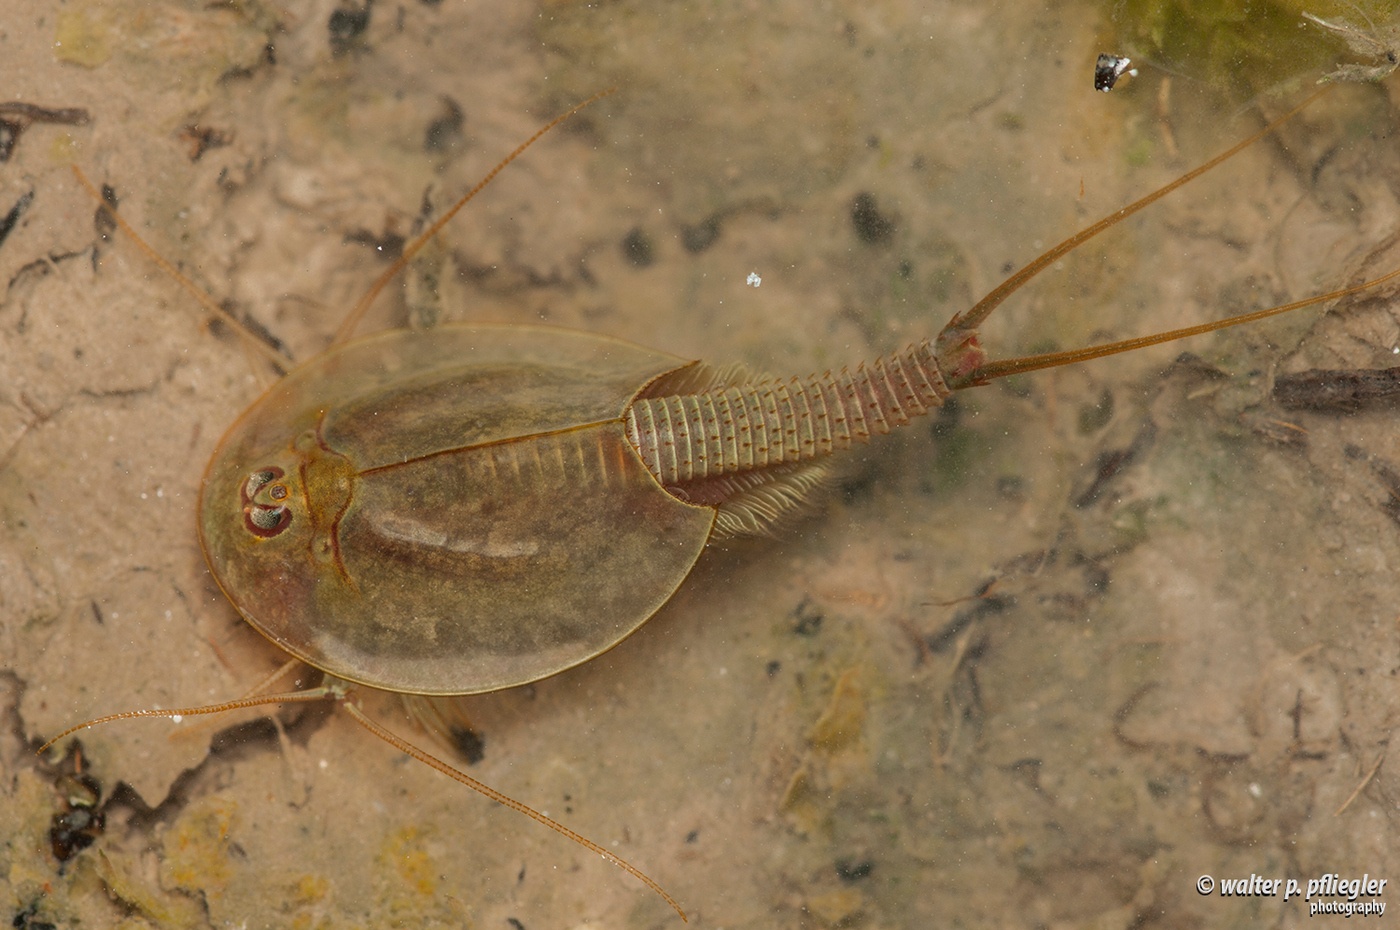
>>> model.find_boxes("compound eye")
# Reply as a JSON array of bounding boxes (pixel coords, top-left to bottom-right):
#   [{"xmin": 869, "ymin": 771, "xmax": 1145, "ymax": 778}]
[
  {"xmin": 241, "ymin": 467, "xmax": 293, "ymax": 538},
  {"xmin": 244, "ymin": 503, "xmax": 292, "ymax": 537}
]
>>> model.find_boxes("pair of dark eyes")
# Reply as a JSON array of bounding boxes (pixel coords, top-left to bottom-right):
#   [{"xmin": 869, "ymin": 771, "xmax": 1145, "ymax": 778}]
[{"xmin": 242, "ymin": 468, "xmax": 292, "ymax": 537}]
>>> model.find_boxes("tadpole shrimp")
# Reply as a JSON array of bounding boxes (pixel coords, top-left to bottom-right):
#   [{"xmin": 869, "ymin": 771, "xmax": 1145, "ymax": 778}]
[{"xmin": 12, "ymin": 12, "xmax": 1400, "ymax": 928}]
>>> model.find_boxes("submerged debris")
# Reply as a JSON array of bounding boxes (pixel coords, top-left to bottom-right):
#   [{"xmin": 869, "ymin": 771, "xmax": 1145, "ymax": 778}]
[
  {"xmin": 0, "ymin": 102, "xmax": 89, "ymax": 162},
  {"xmin": 1094, "ymin": 53, "xmax": 1138, "ymax": 92},
  {"xmin": 1274, "ymin": 366, "xmax": 1400, "ymax": 412},
  {"xmin": 1304, "ymin": 10, "xmax": 1400, "ymax": 83}
]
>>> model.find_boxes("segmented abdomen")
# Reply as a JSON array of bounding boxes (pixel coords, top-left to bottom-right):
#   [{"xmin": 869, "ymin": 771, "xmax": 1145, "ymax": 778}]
[{"xmin": 625, "ymin": 339, "xmax": 950, "ymax": 487}]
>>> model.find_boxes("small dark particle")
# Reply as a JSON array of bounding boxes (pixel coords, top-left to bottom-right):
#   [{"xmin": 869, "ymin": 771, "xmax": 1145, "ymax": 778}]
[
  {"xmin": 929, "ymin": 394, "xmax": 961, "ymax": 440},
  {"xmin": 506, "ymin": 919, "xmax": 526, "ymax": 930},
  {"xmin": 208, "ymin": 717, "xmax": 282, "ymax": 755},
  {"xmin": 792, "ymin": 598, "xmax": 824, "ymax": 636},
  {"xmin": 685, "ymin": 829, "xmax": 700, "ymax": 843},
  {"xmin": 621, "ymin": 227, "xmax": 654, "ymax": 267},
  {"xmin": 329, "ymin": 1, "xmax": 373, "ymax": 55},
  {"xmin": 765, "ymin": 659, "xmax": 782, "ymax": 677},
  {"xmin": 0, "ymin": 189, "xmax": 34, "ymax": 251},
  {"xmin": 1273, "ymin": 367, "xmax": 1400, "ymax": 413},
  {"xmin": 12, "ymin": 900, "xmax": 58, "ymax": 930},
  {"xmin": 50, "ymin": 807, "xmax": 103, "ymax": 861},
  {"xmin": 1146, "ymin": 778, "xmax": 1173, "ymax": 799},
  {"xmin": 1363, "ymin": 454, "xmax": 1400, "ymax": 529},
  {"xmin": 48, "ymin": 770, "xmax": 104, "ymax": 863},
  {"xmin": 925, "ymin": 597, "xmax": 1008, "ymax": 653},
  {"xmin": 850, "ymin": 192, "xmax": 895, "ymax": 244},
  {"xmin": 1094, "ymin": 54, "xmax": 1137, "ymax": 92},
  {"xmin": 835, "ymin": 858, "xmax": 874, "ymax": 882},
  {"xmin": 1082, "ymin": 561, "xmax": 1110, "ymax": 596},
  {"xmin": 345, "ymin": 227, "xmax": 406, "ymax": 261},
  {"xmin": 178, "ymin": 124, "xmax": 232, "ymax": 162},
  {"xmin": 1078, "ymin": 449, "xmax": 1132, "ymax": 506},
  {"xmin": 424, "ymin": 96, "xmax": 465, "ymax": 153},
  {"xmin": 95, "ymin": 185, "xmax": 119, "ymax": 241},
  {"xmin": 1073, "ymin": 419, "xmax": 1156, "ymax": 508},
  {"xmin": 1007, "ymin": 755, "xmax": 1043, "ymax": 778},
  {"xmin": 838, "ymin": 463, "xmax": 879, "ymax": 504},
  {"xmin": 0, "ymin": 120, "xmax": 20, "ymax": 164},
  {"xmin": 680, "ymin": 215, "xmax": 721, "ymax": 253},
  {"xmin": 210, "ymin": 305, "xmax": 290, "ymax": 362},
  {"xmin": 1076, "ymin": 386, "xmax": 1114, "ymax": 434},
  {"xmin": 449, "ymin": 725, "xmax": 485, "ymax": 765}
]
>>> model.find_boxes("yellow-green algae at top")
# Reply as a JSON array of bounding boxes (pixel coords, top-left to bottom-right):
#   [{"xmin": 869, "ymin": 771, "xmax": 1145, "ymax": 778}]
[{"xmin": 1109, "ymin": 0, "xmax": 1400, "ymax": 92}]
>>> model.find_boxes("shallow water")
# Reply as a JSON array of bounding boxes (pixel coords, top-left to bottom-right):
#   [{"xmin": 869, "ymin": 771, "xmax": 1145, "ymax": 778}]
[{"xmin": 4, "ymin": 1, "xmax": 1400, "ymax": 927}]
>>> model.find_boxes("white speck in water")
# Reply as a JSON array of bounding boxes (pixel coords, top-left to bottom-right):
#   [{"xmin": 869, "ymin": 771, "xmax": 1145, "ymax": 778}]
[
  {"xmin": 1248, "ymin": 782, "xmax": 1262, "ymax": 798},
  {"xmin": 319, "ymin": 758, "xmax": 329, "ymax": 770},
  {"xmin": 171, "ymin": 714, "xmax": 183, "ymax": 724},
  {"xmin": 746, "ymin": 271, "xmax": 761, "ymax": 287}
]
